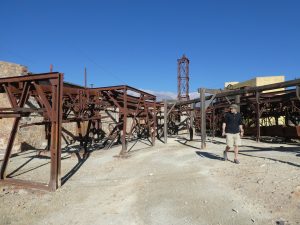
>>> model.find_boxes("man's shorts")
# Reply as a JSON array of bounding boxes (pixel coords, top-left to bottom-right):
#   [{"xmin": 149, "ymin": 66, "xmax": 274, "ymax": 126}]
[{"xmin": 226, "ymin": 133, "xmax": 241, "ymax": 148}]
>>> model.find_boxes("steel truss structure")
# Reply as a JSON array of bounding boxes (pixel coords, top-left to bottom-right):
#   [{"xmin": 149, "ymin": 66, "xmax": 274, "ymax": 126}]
[
  {"xmin": 0, "ymin": 72, "xmax": 156, "ymax": 191},
  {"xmin": 156, "ymin": 99, "xmax": 195, "ymax": 144},
  {"xmin": 159, "ymin": 79, "xmax": 300, "ymax": 148},
  {"xmin": 197, "ymin": 79, "xmax": 300, "ymax": 148}
]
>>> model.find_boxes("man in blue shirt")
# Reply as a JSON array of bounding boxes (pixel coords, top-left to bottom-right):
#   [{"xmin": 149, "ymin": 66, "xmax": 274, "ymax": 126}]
[{"xmin": 222, "ymin": 104, "xmax": 244, "ymax": 164}]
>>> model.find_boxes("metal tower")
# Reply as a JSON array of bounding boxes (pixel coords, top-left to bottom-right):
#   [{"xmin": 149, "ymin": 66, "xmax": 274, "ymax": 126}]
[{"xmin": 177, "ymin": 54, "xmax": 190, "ymax": 101}]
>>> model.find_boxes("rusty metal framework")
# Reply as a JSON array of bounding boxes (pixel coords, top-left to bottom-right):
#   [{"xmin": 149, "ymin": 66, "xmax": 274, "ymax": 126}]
[
  {"xmin": 0, "ymin": 73, "xmax": 63, "ymax": 191},
  {"xmin": 1, "ymin": 70, "xmax": 299, "ymax": 191},
  {"xmin": 157, "ymin": 54, "xmax": 192, "ymax": 143},
  {"xmin": 0, "ymin": 72, "xmax": 156, "ymax": 191},
  {"xmin": 159, "ymin": 79, "xmax": 300, "ymax": 148},
  {"xmin": 197, "ymin": 79, "xmax": 300, "ymax": 148}
]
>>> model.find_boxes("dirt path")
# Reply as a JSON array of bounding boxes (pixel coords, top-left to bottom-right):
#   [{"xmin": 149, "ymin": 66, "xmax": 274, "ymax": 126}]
[{"xmin": 1, "ymin": 136, "xmax": 299, "ymax": 225}]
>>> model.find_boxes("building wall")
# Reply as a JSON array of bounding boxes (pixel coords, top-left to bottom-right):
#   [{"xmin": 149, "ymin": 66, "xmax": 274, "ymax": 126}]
[
  {"xmin": 0, "ymin": 62, "xmax": 28, "ymax": 152},
  {"xmin": 256, "ymin": 76, "xmax": 285, "ymax": 93},
  {"xmin": 225, "ymin": 76, "xmax": 285, "ymax": 93},
  {"xmin": 0, "ymin": 61, "xmax": 28, "ymax": 78}
]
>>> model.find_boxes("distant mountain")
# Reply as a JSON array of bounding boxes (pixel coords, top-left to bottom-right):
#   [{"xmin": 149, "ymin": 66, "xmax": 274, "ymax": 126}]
[{"xmin": 142, "ymin": 90, "xmax": 199, "ymax": 101}]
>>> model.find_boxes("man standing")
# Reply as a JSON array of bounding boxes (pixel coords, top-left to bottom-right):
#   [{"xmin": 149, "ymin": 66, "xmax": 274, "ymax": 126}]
[{"xmin": 222, "ymin": 104, "xmax": 244, "ymax": 164}]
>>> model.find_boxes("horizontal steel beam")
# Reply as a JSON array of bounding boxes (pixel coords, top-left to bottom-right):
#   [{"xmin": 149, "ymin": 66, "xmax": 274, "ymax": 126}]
[{"xmin": 198, "ymin": 78, "xmax": 300, "ymax": 97}]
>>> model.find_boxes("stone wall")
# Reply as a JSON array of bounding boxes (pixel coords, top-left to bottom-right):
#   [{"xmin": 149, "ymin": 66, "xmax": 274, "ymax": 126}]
[
  {"xmin": 0, "ymin": 61, "xmax": 78, "ymax": 154},
  {"xmin": 0, "ymin": 61, "xmax": 28, "ymax": 78},
  {"xmin": 1, "ymin": 61, "xmax": 128, "ymax": 155},
  {"xmin": 0, "ymin": 62, "xmax": 28, "ymax": 152}
]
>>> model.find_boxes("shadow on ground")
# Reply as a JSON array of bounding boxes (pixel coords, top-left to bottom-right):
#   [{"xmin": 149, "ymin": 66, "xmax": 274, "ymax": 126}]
[
  {"xmin": 195, "ymin": 151, "xmax": 224, "ymax": 161},
  {"xmin": 1, "ymin": 138, "xmax": 155, "ymax": 187}
]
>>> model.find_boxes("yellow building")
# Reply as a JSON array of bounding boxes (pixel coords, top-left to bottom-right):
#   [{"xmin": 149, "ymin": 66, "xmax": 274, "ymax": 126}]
[
  {"xmin": 225, "ymin": 75, "xmax": 286, "ymax": 125},
  {"xmin": 225, "ymin": 75, "xmax": 285, "ymax": 93}
]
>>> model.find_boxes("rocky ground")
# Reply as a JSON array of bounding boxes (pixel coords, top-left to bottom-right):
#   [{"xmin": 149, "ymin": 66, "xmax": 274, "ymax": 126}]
[{"xmin": 0, "ymin": 135, "xmax": 300, "ymax": 225}]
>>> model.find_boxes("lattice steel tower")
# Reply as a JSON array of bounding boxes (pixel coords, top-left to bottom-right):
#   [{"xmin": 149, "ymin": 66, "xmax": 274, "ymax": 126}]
[{"xmin": 177, "ymin": 54, "xmax": 190, "ymax": 100}]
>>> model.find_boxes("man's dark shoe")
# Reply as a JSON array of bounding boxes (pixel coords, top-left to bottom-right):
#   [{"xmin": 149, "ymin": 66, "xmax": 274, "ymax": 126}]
[
  {"xmin": 223, "ymin": 151, "xmax": 228, "ymax": 161},
  {"xmin": 234, "ymin": 159, "xmax": 240, "ymax": 164}
]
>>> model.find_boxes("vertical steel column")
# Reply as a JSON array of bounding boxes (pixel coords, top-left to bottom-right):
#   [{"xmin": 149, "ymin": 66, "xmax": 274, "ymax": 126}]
[
  {"xmin": 235, "ymin": 95, "xmax": 241, "ymax": 113},
  {"xmin": 84, "ymin": 120, "xmax": 92, "ymax": 152},
  {"xmin": 49, "ymin": 74, "xmax": 63, "ymax": 191},
  {"xmin": 0, "ymin": 82, "xmax": 30, "ymax": 179},
  {"xmin": 164, "ymin": 99, "xmax": 168, "ymax": 144},
  {"xmin": 152, "ymin": 100, "xmax": 156, "ymax": 146},
  {"xmin": 212, "ymin": 106, "xmax": 215, "ymax": 138},
  {"xmin": 76, "ymin": 121, "xmax": 84, "ymax": 147},
  {"xmin": 120, "ymin": 87, "xmax": 128, "ymax": 155},
  {"xmin": 45, "ymin": 124, "xmax": 51, "ymax": 150},
  {"xmin": 189, "ymin": 103, "xmax": 194, "ymax": 141},
  {"xmin": 256, "ymin": 92, "xmax": 261, "ymax": 142},
  {"xmin": 200, "ymin": 88, "xmax": 206, "ymax": 149}
]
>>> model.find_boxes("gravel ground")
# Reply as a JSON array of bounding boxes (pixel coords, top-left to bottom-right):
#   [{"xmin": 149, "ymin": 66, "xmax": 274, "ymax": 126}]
[{"xmin": 0, "ymin": 135, "xmax": 299, "ymax": 225}]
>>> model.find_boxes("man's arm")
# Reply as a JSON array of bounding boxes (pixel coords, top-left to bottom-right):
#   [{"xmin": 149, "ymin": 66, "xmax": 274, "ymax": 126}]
[
  {"xmin": 222, "ymin": 123, "xmax": 226, "ymax": 136},
  {"xmin": 239, "ymin": 124, "xmax": 244, "ymax": 137},
  {"xmin": 222, "ymin": 114, "xmax": 228, "ymax": 136},
  {"xmin": 239, "ymin": 115, "xmax": 244, "ymax": 137}
]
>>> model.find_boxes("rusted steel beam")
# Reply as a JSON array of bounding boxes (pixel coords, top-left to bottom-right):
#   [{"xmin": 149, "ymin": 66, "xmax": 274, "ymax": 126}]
[
  {"xmin": 2, "ymin": 84, "xmax": 18, "ymax": 108},
  {"xmin": 120, "ymin": 88, "xmax": 128, "ymax": 155},
  {"xmin": 0, "ymin": 71, "xmax": 157, "ymax": 191},
  {"xmin": 201, "ymin": 78, "xmax": 300, "ymax": 98},
  {"xmin": 0, "ymin": 113, "xmax": 22, "ymax": 118},
  {"xmin": 164, "ymin": 99, "xmax": 168, "ymax": 144},
  {"xmin": 0, "ymin": 81, "xmax": 30, "ymax": 179},
  {"xmin": 0, "ymin": 178, "xmax": 50, "ymax": 191},
  {"xmin": 256, "ymin": 92, "xmax": 261, "ymax": 142},
  {"xmin": 152, "ymin": 100, "xmax": 157, "ymax": 146},
  {"xmin": 33, "ymin": 82, "xmax": 53, "ymax": 120},
  {"xmin": 0, "ymin": 73, "xmax": 61, "ymax": 84},
  {"xmin": 48, "ymin": 73, "xmax": 63, "ymax": 191},
  {"xmin": 0, "ymin": 73, "xmax": 64, "ymax": 191},
  {"xmin": 93, "ymin": 85, "xmax": 156, "ymax": 99},
  {"xmin": 200, "ymin": 88, "xmax": 206, "ymax": 149}
]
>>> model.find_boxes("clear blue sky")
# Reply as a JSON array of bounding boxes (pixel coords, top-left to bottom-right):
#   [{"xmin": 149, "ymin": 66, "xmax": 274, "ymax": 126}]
[{"xmin": 1, "ymin": 0, "xmax": 300, "ymax": 93}]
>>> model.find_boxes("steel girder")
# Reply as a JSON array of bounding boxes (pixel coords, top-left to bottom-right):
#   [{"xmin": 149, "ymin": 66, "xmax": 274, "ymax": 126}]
[
  {"xmin": 195, "ymin": 84, "xmax": 300, "ymax": 148},
  {"xmin": 157, "ymin": 79, "xmax": 300, "ymax": 148},
  {"xmin": 0, "ymin": 73, "xmax": 63, "ymax": 191},
  {"xmin": 0, "ymin": 73, "xmax": 156, "ymax": 191}
]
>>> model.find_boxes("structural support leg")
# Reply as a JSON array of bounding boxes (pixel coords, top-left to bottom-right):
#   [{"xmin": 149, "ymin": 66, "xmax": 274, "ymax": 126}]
[
  {"xmin": 0, "ymin": 118, "xmax": 21, "ymax": 179},
  {"xmin": 83, "ymin": 120, "xmax": 92, "ymax": 153},
  {"xmin": 49, "ymin": 75, "xmax": 63, "ymax": 191},
  {"xmin": 189, "ymin": 103, "xmax": 194, "ymax": 141},
  {"xmin": 256, "ymin": 92, "xmax": 261, "ymax": 142},
  {"xmin": 0, "ymin": 82, "xmax": 30, "ymax": 180},
  {"xmin": 200, "ymin": 88, "xmax": 206, "ymax": 149},
  {"xmin": 164, "ymin": 99, "xmax": 168, "ymax": 144},
  {"xmin": 120, "ymin": 88, "xmax": 128, "ymax": 155},
  {"xmin": 212, "ymin": 107, "xmax": 215, "ymax": 138},
  {"xmin": 152, "ymin": 100, "xmax": 156, "ymax": 146},
  {"xmin": 76, "ymin": 121, "xmax": 84, "ymax": 147},
  {"xmin": 235, "ymin": 95, "xmax": 241, "ymax": 113}
]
